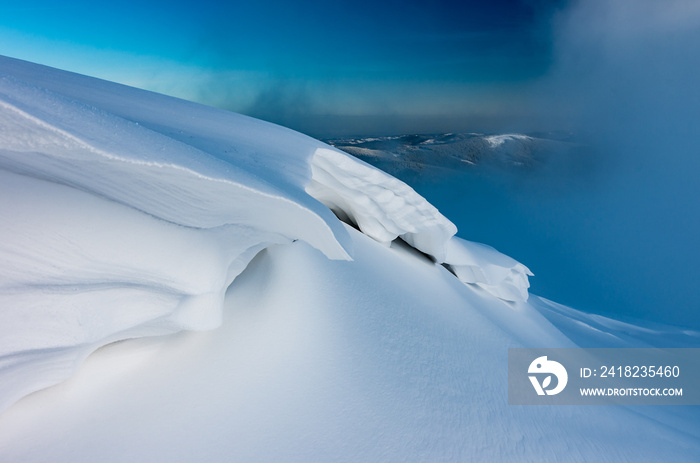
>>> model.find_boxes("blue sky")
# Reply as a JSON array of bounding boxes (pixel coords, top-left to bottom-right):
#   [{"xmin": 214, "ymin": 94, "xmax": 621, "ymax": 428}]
[{"xmin": 0, "ymin": 0, "xmax": 560, "ymax": 136}]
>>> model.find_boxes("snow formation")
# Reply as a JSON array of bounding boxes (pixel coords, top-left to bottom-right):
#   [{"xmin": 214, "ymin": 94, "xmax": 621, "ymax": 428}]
[{"xmin": 0, "ymin": 55, "xmax": 531, "ymax": 414}]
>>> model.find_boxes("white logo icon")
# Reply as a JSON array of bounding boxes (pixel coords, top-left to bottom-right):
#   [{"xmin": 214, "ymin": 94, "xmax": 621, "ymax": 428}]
[{"xmin": 528, "ymin": 356, "xmax": 568, "ymax": 396}]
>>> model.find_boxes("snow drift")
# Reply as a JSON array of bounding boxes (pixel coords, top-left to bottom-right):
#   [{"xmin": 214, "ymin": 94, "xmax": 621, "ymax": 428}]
[{"xmin": 0, "ymin": 55, "xmax": 532, "ymax": 415}]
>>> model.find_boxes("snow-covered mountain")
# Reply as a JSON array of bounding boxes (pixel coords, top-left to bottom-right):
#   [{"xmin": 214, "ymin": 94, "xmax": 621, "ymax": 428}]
[
  {"xmin": 1, "ymin": 56, "xmax": 699, "ymax": 462},
  {"xmin": 326, "ymin": 131, "xmax": 583, "ymax": 179}
]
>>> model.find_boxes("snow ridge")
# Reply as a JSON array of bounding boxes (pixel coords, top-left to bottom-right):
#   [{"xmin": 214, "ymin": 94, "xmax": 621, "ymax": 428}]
[
  {"xmin": 306, "ymin": 147, "xmax": 533, "ymax": 301},
  {"xmin": 0, "ymin": 76, "xmax": 350, "ymax": 261},
  {"xmin": 0, "ymin": 56, "xmax": 533, "ymax": 415},
  {"xmin": 307, "ymin": 147, "xmax": 457, "ymax": 262}
]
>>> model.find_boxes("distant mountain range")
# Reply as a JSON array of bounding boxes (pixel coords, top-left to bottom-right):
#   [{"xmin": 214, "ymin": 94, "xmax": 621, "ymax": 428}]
[{"xmin": 326, "ymin": 132, "xmax": 585, "ymax": 179}]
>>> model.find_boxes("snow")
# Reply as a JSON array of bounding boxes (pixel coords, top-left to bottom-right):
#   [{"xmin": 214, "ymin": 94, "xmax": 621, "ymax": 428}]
[
  {"xmin": 484, "ymin": 133, "xmax": 532, "ymax": 148},
  {"xmin": 443, "ymin": 237, "xmax": 533, "ymax": 302},
  {"xmin": 307, "ymin": 147, "xmax": 457, "ymax": 262},
  {"xmin": 306, "ymin": 147, "xmax": 532, "ymax": 300},
  {"xmin": 0, "ymin": 63, "xmax": 351, "ymax": 261},
  {"xmin": 0, "ymin": 55, "xmax": 699, "ymax": 461},
  {"xmin": 1, "ymin": 228, "xmax": 698, "ymax": 462},
  {"xmin": 0, "ymin": 58, "xmax": 350, "ymax": 414},
  {"xmin": 0, "ymin": 54, "xmax": 533, "ymax": 416}
]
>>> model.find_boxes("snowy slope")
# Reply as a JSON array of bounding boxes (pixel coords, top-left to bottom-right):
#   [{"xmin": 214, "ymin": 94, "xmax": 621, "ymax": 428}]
[
  {"xmin": 0, "ymin": 56, "xmax": 699, "ymax": 461},
  {"xmin": 1, "ymin": 229, "xmax": 699, "ymax": 462}
]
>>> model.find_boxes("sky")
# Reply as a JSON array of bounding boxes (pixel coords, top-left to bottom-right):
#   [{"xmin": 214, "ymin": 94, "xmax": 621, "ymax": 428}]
[{"xmin": 0, "ymin": 0, "xmax": 561, "ymax": 136}]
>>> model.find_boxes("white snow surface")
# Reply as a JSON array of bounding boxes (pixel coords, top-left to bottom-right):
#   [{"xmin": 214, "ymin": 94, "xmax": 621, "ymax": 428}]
[
  {"xmin": 445, "ymin": 237, "xmax": 533, "ymax": 302},
  {"xmin": 307, "ymin": 147, "xmax": 457, "ymax": 262},
  {"xmin": 483, "ymin": 133, "xmax": 532, "ymax": 148},
  {"xmin": 1, "ymin": 56, "xmax": 699, "ymax": 461}
]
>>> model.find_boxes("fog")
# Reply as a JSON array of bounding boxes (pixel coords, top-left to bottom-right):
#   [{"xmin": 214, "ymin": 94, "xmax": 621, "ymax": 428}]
[{"xmin": 508, "ymin": 0, "xmax": 700, "ymax": 327}]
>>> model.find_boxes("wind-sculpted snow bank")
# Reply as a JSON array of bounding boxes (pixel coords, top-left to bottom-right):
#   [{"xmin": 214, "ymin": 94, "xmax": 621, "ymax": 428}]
[
  {"xmin": 307, "ymin": 147, "xmax": 457, "ymax": 262},
  {"xmin": 0, "ymin": 57, "xmax": 354, "ymax": 413},
  {"xmin": 443, "ymin": 237, "xmax": 533, "ymax": 302},
  {"xmin": 0, "ymin": 56, "xmax": 532, "ymax": 415},
  {"xmin": 0, "ymin": 168, "xmax": 292, "ymax": 411},
  {"xmin": 0, "ymin": 72, "xmax": 350, "ymax": 261},
  {"xmin": 306, "ymin": 147, "xmax": 533, "ymax": 301}
]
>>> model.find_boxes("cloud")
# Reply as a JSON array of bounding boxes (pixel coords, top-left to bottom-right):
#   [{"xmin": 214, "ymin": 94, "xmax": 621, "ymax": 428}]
[
  {"xmin": 243, "ymin": 81, "xmax": 316, "ymax": 124},
  {"xmin": 539, "ymin": 0, "xmax": 700, "ymax": 127},
  {"xmin": 522, "ymin": 0, "xmax": 700, "ymax": 325}
]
